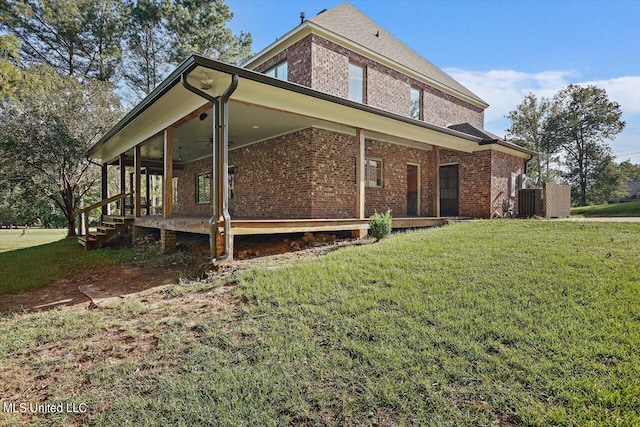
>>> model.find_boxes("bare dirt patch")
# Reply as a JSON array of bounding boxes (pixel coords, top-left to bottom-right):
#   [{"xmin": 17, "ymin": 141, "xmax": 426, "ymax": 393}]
[
  {"xmin": 0, "ymin": 263, "xmax": 189, "ymax": 313},
  {"xmin": 0, "ymin": 231, "xmax": 365, "ymax": 314}
]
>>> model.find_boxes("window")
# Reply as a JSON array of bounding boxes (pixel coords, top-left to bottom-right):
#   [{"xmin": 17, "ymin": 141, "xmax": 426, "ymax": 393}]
[
  {"xmin": 365, "ymin": 158, "xmax": 382, "ymax": 187},
  {"xmin": 228, "ymin": 166, "xmax": 237, "ymax": 200},
  {"xmin": 410, "ymin": 87, "xmax": 422, "ymax": 120},
  {"xmin": 265, "ymin": 61, "xmax": 288, "ymax": 81},
  {"xmin": 172, "ymin": 177, "xmax": 178, "ymax": 206},
  {"xmin": 196, "ymin": 172, "xmax": 211, "ymax": 204},
  {"xmin": 348, "ymin": 62, "xmax": 365, "ymax": 102}
]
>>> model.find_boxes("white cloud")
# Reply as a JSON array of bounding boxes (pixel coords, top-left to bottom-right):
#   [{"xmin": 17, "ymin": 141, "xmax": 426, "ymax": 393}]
[
  {"xmin": 580, "ymin": 76, "xmax": 640, "ymax": 114},
  {"xmin": 446, "ymin": 68, "xmax": 640, "ymax": 121},
  {"xmin": 444, "ymin": 69, "xmax": 640, "ymax": 163}
]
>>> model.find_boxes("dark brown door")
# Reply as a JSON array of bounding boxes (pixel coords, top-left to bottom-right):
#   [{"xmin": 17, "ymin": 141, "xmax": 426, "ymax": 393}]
[
  {"xmin": 407, "ymin": 164, "xmax": 418, "ymax": 216},
  {"xmin": 439, "ymin": 164, "xmax": 459, "ymax": 216}
]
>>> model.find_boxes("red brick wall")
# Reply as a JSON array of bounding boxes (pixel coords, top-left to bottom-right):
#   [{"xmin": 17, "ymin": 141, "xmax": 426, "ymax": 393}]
[
  {"xmin": 364, "ymin": 140, "xmax": 433, "ymax": 217},
  {"xmin": 438, "ymin": 148, "xmax": 526, "ymax": 218},
  {"xmin": 229, "ymin": 128, "xmax": 314, "ymax": 218},
  {"xmin": 423, "ymin": 87, "xmax": 484, "ymax": 129},
  {"xmin": 254, "ymin": 36, "xmax": 312, "ymax": 87},
  {"xmin": 490, "ymin": 150, "xmax": 525, "ymax": 216},
  {"xmin": 309, "ymin": 128, "xmax": 357, "ymax": 218},
  {"xmin": 310, "ymin": 38, "xmax": 349, "ymax": 98},
  {"xmin": 252, "ymin": 34, "xmax": 484, "ymax": 128},
  {"xmin": 439, "ymin": 149, "xmax": 491, "ymax": 218},
  {"xmin": 226, "ymin": 128, "xmax": 438, "ymax": 220},
  {"xmin": 309, "ymin": 35, "xmax": 483, "ymax": 126},
  {"xmin": 173, "ymin": 135, "xmax": 524, "ymax": 221},
  {"xmin": 174, "ymin": 157, "xmax": 213, "ymax": 217}
]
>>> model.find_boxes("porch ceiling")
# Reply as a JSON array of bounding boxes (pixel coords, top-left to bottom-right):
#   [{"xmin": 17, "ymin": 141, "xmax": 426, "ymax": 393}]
[
  {"xmin": 122, "ymin": 100, "xmax": 437, "ymax": 165},
  {"xmin": 90, "ymin": 55, "xmax": 495, "ymax": 165},
  {"xmin": 126, "ymin": 101, "xmax": 357, "ymax": 165}
]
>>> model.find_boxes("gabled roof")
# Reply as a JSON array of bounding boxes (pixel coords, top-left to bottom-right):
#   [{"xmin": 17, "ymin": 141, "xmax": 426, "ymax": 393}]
[{"xmin": 306, "ymin": 3, "xmax": 486, "ymax": 106}]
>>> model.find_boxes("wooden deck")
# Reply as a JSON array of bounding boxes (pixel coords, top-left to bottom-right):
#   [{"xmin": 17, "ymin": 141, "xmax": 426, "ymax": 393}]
[{"xmin": 132, "ymin": 216, "xmax": 446, "ymax": 236}]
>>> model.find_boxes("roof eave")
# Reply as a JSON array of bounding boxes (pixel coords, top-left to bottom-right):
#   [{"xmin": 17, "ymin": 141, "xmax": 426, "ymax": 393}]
[
  {"xmin": 478, "ymin": 138, "xmax": 536, "ymax": 157},
  {"xmin": 87, "ymin": 56, "xmax": 197, "ymax": 158},
  {"xmin": 197, "ymin": 55, "xmax": 486, "ymax": 143},
  {"xmin": 91, "ymin": 54, "xmax": 492, "ymax": 161}
]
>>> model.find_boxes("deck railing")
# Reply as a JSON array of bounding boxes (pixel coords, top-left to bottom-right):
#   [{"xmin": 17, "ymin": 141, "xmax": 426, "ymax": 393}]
[{"xmin": 74, "ymin": 192, "xmax": 133, "ymax": 237}]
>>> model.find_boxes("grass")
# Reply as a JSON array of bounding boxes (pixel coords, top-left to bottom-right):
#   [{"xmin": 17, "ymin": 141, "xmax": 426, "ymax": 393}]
[
  {"xmin": 0, "ymin": 235, "xmax": 137, "ymax": 295},
  {"xmin": 571, "ymin": 200, "xmax": 640, "ymax": 217},
  {"xmin": 0, "ymin": 228, "xmax": 67, "ymax": 253},
  {"xmin": 1, "ymin": 221, "xmax": 639, "ymax": 426}
]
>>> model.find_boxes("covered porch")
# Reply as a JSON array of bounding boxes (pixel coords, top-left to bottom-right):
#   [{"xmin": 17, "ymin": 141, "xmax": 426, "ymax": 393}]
[{"xmin": 81, "ymin": 55, "xmax": 494, "ymax": 263}]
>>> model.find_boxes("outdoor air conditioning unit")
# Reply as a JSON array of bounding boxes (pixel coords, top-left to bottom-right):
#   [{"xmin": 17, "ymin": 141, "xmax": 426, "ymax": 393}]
[{"xmin": 518, "ymin": 188, "xmax": 543, "ymax": 218}]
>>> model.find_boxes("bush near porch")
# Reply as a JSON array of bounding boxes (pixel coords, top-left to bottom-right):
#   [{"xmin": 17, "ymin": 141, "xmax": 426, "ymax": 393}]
[{"xmin": 0, "ymin": 221, "xmax": 638, "ymax": 426}]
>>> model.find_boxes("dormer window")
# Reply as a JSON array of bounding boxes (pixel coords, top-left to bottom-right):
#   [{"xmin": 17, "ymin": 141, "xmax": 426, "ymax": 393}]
[
  {"xmin": 265, "ymin": 61, "xmax": 288, "ymax": 81},
  {"xmin": 410, "ymin": 87, "xmax": 422, "ymax": 120},
  {"xmin": 348, "ymin": 62, "xmax": 365, "ymax": 103}
]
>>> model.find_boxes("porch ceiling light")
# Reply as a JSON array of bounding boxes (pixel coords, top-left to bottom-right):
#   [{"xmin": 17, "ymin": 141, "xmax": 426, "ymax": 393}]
[{"xmin": 200, "ymin": 71, "xmax": 214, "ymax": 90}]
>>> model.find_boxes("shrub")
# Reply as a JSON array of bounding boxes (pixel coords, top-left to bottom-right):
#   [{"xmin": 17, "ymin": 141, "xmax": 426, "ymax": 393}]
[{"xmin": 369, "ymin": 209, "xmax": 392, "ymax": 242}]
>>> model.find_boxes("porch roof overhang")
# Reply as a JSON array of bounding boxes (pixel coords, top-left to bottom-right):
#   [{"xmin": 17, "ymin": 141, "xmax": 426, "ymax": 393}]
[{"xmin": 88, "ymin": 54, "xmax": 532, "ymax": 163}]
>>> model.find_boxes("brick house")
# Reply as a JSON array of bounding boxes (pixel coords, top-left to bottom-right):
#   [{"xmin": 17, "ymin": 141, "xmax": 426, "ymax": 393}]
[{"xmin": 81, "ymin": 3, "xmax": 533, "ymax": 261}]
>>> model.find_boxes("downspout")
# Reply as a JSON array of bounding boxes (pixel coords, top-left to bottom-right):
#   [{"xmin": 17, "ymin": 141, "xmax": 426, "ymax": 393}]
[{"xmin": 181, "ymin": 71, "xmax": 238, "ymax": 264}]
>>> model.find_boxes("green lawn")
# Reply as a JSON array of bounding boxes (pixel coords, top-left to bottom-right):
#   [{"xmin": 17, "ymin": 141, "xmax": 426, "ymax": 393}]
[
  {"xmin": 0, "ymin": 235, "xmax": 135, "ymax": 295},
  {"xmin": 571, "ymin": 200, "xmax": 640, "ymax": 217},
  {"xmin": 1, "ymin": 221, "xmax": 639, "ymax": 426},
  {"xmin": 0, "ymin": 228, "xmax": 67, "ymax": 252}
]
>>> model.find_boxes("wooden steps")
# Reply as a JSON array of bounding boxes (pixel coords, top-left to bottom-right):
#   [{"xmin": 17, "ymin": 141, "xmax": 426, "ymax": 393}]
[{"xmin": 77, "ymin": 216, "xmax": 133, "ymax": 250}]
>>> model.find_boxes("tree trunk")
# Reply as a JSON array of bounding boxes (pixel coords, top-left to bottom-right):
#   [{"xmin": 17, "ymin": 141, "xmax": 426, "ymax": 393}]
[
  {"xmin": 66, "ymin": 215, "xmax": 77, "ymax": 237},
  {"xmin": 63, "ymin": 187, "xmax": 77, "ymax": 237}
]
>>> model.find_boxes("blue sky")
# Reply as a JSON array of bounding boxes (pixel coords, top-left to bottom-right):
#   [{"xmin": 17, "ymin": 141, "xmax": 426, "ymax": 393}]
[{"xmin": 226, "ymin": 0, "xmax": 640, "ymax": 163}]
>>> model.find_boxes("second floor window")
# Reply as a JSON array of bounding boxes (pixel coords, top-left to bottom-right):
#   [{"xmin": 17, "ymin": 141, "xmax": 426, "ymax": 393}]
[
  {"xmin": 348, "ymin": 62, "xmax": 365, "ymax": 103},
  {"xmin": 265, "ymin": 61, "xmax": 288, "ymax": 81},
  {"xmin": 410, "ymin": 87, "xmax": 422, "ymax": 120}
]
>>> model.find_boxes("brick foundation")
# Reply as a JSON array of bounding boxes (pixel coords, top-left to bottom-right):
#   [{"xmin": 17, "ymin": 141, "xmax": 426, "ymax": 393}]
[
  {"xmin": 214, "ymin": 226, "xmax": 234, "ymax": 265},
  {"xmin": 160, "ymin": 229, "xmax": 176, "ymax": 254}
]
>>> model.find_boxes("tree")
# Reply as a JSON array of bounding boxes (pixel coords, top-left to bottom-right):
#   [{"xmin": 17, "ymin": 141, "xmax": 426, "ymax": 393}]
[
  {"xmin": 586, "ymin": 155, "xmax": 626, "ymax": 204},
  {"xmin": 547, "ymin": 84, "xmax": 625, "ymax": 206},
  {"xmin": 121, "ymin": 0, "xmax": 171, "ymax": 99},
  {"xmin": 0, "ymin": 34, "xmax": 22, "ymax": 100},
  {"xmin": 617, "ymin": 160, "xmax": 640, "ymax": 200},
  {"xmin": 165, "ymin": 0, "xmax": 252, "ymax": 66},
  {"xmin": 0, "ymin": 65, "xmax": 122, "ymax": 236},
  {"xmin": 506, "ymin": 93, "xmax": 560, "ymax": 186},
  {"xmin": 0, "ymin": 0, "xmax": 124, "ymax": 82}
]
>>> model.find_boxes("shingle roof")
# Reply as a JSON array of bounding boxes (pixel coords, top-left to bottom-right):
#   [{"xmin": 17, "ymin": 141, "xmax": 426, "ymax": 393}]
[
  {"xmin": 307, "ymin": 3, "xmax": 487, "ymax": 106},
  {"xmin": 448, "ymin": 123, "xmax": 500, "ymax": 142},
  {"xmin": 448, "ymin": 123, "xmax": 535, "ymax": 155}
]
